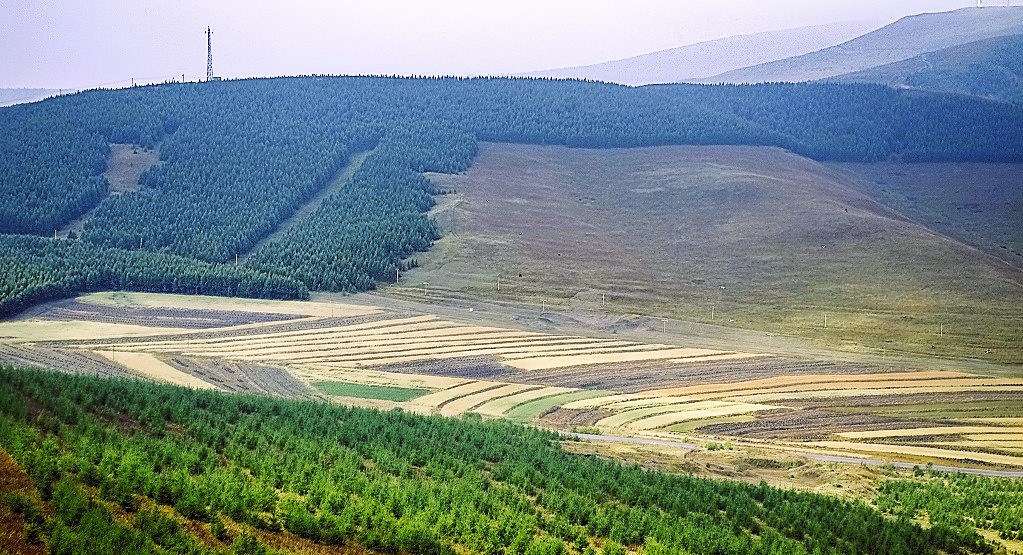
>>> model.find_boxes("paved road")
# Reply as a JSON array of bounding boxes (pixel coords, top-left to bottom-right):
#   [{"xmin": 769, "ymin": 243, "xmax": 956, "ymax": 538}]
[{"xmin": 567, "ymin": 432, "xmax": 1023, "ymax": 478}]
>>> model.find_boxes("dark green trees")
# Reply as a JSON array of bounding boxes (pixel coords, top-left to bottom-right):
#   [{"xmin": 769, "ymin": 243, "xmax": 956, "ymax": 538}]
[
  {"xmin": 0, "ymin": 367, "xmax": 995, "ymax": 554},
  {"xmin": 1, "ymin": 76, "xmax": 1022, "ymax": 311}
]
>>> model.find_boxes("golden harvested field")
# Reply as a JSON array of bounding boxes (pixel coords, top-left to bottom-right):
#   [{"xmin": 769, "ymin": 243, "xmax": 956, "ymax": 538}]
[
  {"xmin": 594, "ymin": 401, "xmax": 733, "ymax": 428},
  {"xmin": 82, "ymin": 309, "xmax": 756, "ymax": 372},
  {"xmin": 80, "ymin": 291, "xmax": 380, "ymax": 318},
  {"xmin": 837, "ymin": 426, "xmax": 1023, "ymax": 439},
  {"xmin": 728, "ymin": 385, "xmax": 1023, "ymax": 403},
  {"xmin": 563, "ymin": 394, "xmax": 650, "ymax": 410},
  {"xmin": 4, "ymin": 291, "xmax": 1023, "ymax": 470},
  {"xmin": 92, "ymin": 351, "xmax": 216, "ymax": 390},
  {"xmin": 503, "ymin": 348, "xmax": 728, "ymax": 371},
  {"xmin": 412, "ymin": 381, "xmax": 506, "ymax": 409},
  {"xmin": 439, "ymin": 383, "xmax": 539, "ymax": 416},
  {"xmin": 605, "ymin": 396, "xmax": 702, "ymax": 410},
  {"xmin": 474, "ymin": 386, "xmax": 577, "ymax": 417},
  {"xmin": 292, "ymin": 366, "xmax": 468, "ymax": 391},
  {"xmin": 643, "ymin": 371, "xmax": 970, "ymax": 397},
  {"xmin": 0, "ymin": 320, "xmax": 190, "ymax": 341},
  {"xmin": 628, "ymin": 403, "xmax": 783, "ymax": 431}
]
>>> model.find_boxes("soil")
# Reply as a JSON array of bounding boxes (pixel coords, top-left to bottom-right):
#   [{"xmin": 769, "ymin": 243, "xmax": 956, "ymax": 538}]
[
  {"xmin": 30, "ymin": 299, "xmax": 300, "ymax": 329},
  {"xmin": 0, "ymin": 448, "xmax": 47, "ymax": 555}
]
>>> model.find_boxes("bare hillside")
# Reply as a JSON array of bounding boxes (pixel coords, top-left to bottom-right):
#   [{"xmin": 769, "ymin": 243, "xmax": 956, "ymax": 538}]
[{"xmin": 414, "ymin": 143, "xmax": 1023, "ymax": 362}]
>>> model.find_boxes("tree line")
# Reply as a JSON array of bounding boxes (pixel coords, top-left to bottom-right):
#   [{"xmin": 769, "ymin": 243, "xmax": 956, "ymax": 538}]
[{"xmin": 0, "ymin": 236, "xmax": 307, "ymax": 318}]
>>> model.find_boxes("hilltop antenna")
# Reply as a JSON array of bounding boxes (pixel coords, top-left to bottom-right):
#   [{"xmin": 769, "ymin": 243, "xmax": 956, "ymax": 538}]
[{"xmin": 206, "ymin": 27, "xmax": 213, "ymax": 82}]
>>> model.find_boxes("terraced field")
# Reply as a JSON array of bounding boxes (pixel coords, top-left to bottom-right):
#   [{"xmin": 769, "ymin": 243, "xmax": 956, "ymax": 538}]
[
  {"xmin": 78, "ymin": 312, "xmax": 758, "ymax": 371},
  {"xmin": 1, "ymin": 291, "xmax": 1021, "ymax": 471}
]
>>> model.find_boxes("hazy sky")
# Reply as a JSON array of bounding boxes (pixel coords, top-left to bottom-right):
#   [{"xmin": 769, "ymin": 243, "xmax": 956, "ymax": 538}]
[{"xmin": 2, "ymin": 0, "xmax": 983, "ymax": 89}]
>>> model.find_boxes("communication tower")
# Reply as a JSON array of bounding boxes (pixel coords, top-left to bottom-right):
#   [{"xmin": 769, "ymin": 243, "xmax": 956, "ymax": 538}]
[{"xmin": 206, "ymin": 27, "xmax": 214, "ymax": 82}]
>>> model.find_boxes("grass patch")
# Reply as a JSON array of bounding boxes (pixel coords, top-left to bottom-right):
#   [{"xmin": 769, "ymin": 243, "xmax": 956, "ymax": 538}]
[
  {"xmin": 312, "ymin": 381, "xmax": 430, "ymax": 402},
  {"xmin": 505, "ymin": 389, "xmax": 611, "ymax": 422}
]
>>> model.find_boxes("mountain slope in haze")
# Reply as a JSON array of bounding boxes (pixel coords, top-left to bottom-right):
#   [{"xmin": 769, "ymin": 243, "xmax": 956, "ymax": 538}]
[
  {"xmin": 521, "ymin": 21, "xmax": 879, "ymax": 85},
  {"xmin": 0, "ymin": 88, "xmax": 59, "ymax": 107},
  {"xmin": 705, "ymin": 7, "xmax": 1023, "ymax": 84},
  {"xmin": 829, "ymin": 33, "xmax": 1023, "ymax": 103}
]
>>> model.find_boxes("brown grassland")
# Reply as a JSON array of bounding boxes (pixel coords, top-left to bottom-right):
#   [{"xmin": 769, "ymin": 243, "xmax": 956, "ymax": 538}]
[{"xmin": 413, "ymin": 143, "xmax": 1022, "ymax": 362}]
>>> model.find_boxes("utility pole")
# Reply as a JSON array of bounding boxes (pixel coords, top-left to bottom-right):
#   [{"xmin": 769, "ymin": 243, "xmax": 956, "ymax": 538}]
[
  {"xmin": 496, "ymin": 275, "xmax": 500, "ymax": 292},
  {"xmin": 824, "ymin": 313, "xmax": 828, "ymax": 329},
  {"xmin": 601, "ymin": 292, "xmax": 605, "ymax": 307},
  {"xmin": 395, "ymin": 267, "xmax": 399, "ymax": 284},
  {"xmin": 235, "ymin": 253, "xmax": 239, "ymax": 266}
]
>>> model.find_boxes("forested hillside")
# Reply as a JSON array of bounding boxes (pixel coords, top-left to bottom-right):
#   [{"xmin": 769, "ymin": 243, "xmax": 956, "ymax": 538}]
[
  {"xmin": 2, "ymin": 76, "xmax": 1023, "ymax": 313},
  {"xmin": 0, "ymin": 366, "xmax": 993, "ymax": 554}
]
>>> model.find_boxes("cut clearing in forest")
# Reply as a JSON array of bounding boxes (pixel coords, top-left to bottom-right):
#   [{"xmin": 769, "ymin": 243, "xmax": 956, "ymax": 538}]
[{"xmin": 240, "ymin": 150, "xmax": 372, "ymax": 261}]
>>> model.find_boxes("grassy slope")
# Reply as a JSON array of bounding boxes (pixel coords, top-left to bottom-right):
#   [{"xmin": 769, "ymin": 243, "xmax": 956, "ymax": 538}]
[
  {"xmin": 706, "ymin": 7, "xmax": 1023, "ymax": 83},
  {"xmin": 408, "ymin": 143, "xmax": 1023, "ymax": 363},
  {"xmin": 828, "ymin": 33, "xmax": 1023, "ymax": 102},
  {"xmin": 830, "ymin": 162, "xmax": 1023, "ymax": 269}
]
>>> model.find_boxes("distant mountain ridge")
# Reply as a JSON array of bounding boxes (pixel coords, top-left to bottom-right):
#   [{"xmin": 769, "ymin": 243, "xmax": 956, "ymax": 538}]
[
  {"xmin": 521, "ymin": 21, "xmax": 879, "ymax": 85},
  {"xmin": 703, "ymin": 7, "xmax": 1023, "ymax": 84},
  {"xmin": 0, "ymin": 88, "xmax": 60, "ymax": 107},
  {"xmin": 828, "ymin": 33, "xmax": 1023, "ymax": 103}
]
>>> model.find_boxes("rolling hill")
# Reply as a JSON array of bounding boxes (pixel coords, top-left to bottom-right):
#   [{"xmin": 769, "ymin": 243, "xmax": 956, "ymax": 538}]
[
  {"xmin": 704, "ymin": 7, "xmax": 1023, "ymax": 84},
  {"xmin": 418, "ymin": 143, "xmax": 1023, "ymax": 362},
  {"xmin": 1, "ymin": 77, "xmax": 1021, "ymax": 359},
  {"xmin": 521, "ymin": 21, "xmax": 878, "ymax": 85},
  {"xmin": 829, "ymin": 33, "xmax": 1023, "ymax": 103}
]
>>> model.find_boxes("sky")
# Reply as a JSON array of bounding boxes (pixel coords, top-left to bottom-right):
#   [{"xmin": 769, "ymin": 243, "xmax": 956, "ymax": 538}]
[{"xmin": 1, "ymin": 0, "xmax": 985, "ymax": 89}]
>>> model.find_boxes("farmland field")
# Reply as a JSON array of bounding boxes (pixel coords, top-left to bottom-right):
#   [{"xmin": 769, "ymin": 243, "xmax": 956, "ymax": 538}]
[
  {"xmin": 0, "ymin": 291, "xmax": 1020, "ymax": 489},
  {"xmin": 312, "ymin": 381, "xmax": 430, "ymax": 402},
  {"xmin": 415, "ymin": 143, "xmax": 1023, "ymax": 362}
]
